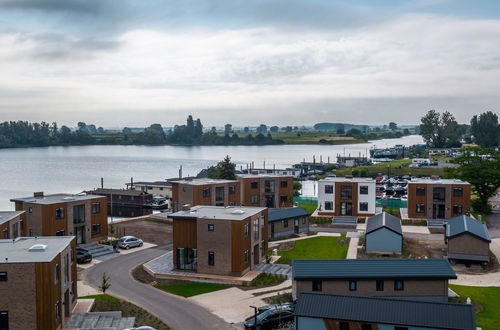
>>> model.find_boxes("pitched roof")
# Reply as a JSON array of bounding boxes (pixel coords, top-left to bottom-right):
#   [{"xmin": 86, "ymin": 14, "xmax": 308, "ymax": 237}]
[
  {"xmin": 268, "ymin": 207, "xmax": 310, "ymax": 222},
  {"xmin": 295, "ymin": 293, "xmax": 475, "ymax": 330},
  {"xmin": 292, "ymin": 258, "xmax": 456, "ymax": 280},
  {"xmin": 365, "ymin": 212, "xmax": 402, "ymax": 235},
  {"xmin": 445, "ymin": 215, "xmax": 491, "ymax": 242}
]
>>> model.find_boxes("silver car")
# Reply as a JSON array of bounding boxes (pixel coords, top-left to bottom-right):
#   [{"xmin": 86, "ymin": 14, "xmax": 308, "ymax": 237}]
[{"xmin": 118, "ymin": 236, "xmax": 143, "ymax": 249}]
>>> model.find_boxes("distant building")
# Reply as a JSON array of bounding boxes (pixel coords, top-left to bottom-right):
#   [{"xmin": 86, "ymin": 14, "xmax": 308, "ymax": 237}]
[
  {"xmin": 292, "ymin": 258, "xmax": 456, "ymax": 302},
  {"xmin": 428, "ymin": 148, "xmax": 459, "ymax": 157},
  {"xmin": 0, "ymin": 236, "xmax": 77, "ymax": 330},
  {"xmin": 240, "ymin": 167, "xmax": 301, "ymax": 179},
  {"xmin": 445, "ymin": 215, "xmax": 491, "ymax": 264},
  {"xmin": 238, "ymin": 174, "xmax": 294, "ymax": 208},
  {"xmin": 170, "ymin": 206, "xmax": 268, "ymax": 277},
  {"xmin": 125, "ymin": 180, "xmax": 172, "ymax": 198},
  {"xmin": 365, "ymin": 212, "xmax": 403, "ymax": 254},
  {"xmin": 86, "ymin": 188, "xmax": 153, "ymax": 218},
  {"xmin": 336, "ymin": 156, "xmax": 371, "ymax": 168},
  {"xmin": 268, "ymin": 207, "xmax": 310, "ymax": 239},
  {"xmin": 0, "ymin": 211, "xmax": 26, "ymax": 239},
  {"xmin": 317, "ymin": 177, "xmax": 376, "ymax": 217},
  {"xmin": 11, "ymin": 192, "xmax": 108, "ymax": 244},
  {"xmin": 407, "ymin": 179, "xmax": 470, "ymax": 219},
  {"xmin": 294, "ymin": 293, "xmax": 476, "ymax": 330}
]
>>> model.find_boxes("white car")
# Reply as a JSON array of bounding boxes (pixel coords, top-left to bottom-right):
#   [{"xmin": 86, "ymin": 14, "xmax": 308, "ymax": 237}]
[{"xmin": 118, "ymin": 236, "xmax": 143, "ymax": 250}]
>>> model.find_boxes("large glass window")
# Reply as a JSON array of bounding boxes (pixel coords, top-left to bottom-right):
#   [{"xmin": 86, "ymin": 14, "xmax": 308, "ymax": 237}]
[
  {"xmin": 433, "ymin": 187, "xmax": 446, "ymax": 202},
  {"xmin": 73, "ymin": 205, "xmax": 85, "ymax": 224},
  {"xmin": 324, "ymin": 185, "xmax": 334, "ymax": 194},
  {"xmin": 253, "ymin": 218, "xmax": 259, "ymax": 240},
  {"xmin": 229, "ymin": 186, "xmax": 236, "ymax": 194},
  {"xmin": 202, "ymin": 188, "xmax": 210, "ymax": 198},
  {"xmin": 394, "ymin": 280, "xmax": 404, "ymax": 291},
  {"xmin": 92, "ymin": 224, "xmax": 101, "ymax": 235},
  {"xmin": 176, "ymin": 248, "xmax": 197, "ymax": 271},
  {"xmin": 244, "ymin": 223, "xmax": 250, "ymax": 237},
  {"xmin": 0, "ymin": 272, "xmax": 6, "ymax": 281},
  {"xmin": 376, "ymin": 280, "xmax": 384, "ymax": 291},
  {"xmin": 359, "ymin": 202, "xmax": 368, "ymax": 211},
  {"xmin": 416, "ymin": 187, "xmax": 426, "ymax": 196},
  {"xmin": 92, "ymin": 202, "xmax": 101, "ymax": 214},
  {"xmin": 265, "ymin": 180, "xmax": 275, "ymax": 193},
  {"xmin": 360, "ymin": 185, "xmax": 369, "ymax": 195},
  {"xmin": 56, "ymin": 207, "xmax": 65, "ymax": 219},
  {"xmin": 453, "ymin": 187, "xmax": 463, "ymax": 197},
  {"xmin": 251, "ymin": 195, "xmax": 259, "ymax": 204},
  {"xmin": 341, "ymin": 186, "xmax": 352, "ymax": 200},
  {"xmin": 215, "ymin": 186, "xmax": 224, "ymax": 202},
  {"xmin": 324, "ymin": 201, "xmax": 333, "ymax": 210},
  {"xmin": 208, "ymin": 251, "xmax": 215, "ymax": 266},
  {"xmin": 453, "ymin": 205, "xmax": 463, "ymax": 215}
]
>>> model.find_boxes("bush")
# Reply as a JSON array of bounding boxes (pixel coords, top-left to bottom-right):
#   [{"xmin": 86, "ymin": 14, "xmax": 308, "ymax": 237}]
[
  {"xmin": 250, "ymin": 273, "xmax": 287, "ymax": 287},
  {"xmin": 472, "ymin": 198, "xmax": 492, "ymax": 215}
]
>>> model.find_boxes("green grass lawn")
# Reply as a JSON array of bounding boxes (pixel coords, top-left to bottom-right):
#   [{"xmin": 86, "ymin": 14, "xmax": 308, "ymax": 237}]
[
  {"xmin": 276, "ymin": 236, "xmax": 349, "ymax": 265},
  {"xmin": 334, "ymin": 158, "xmax": 445, "ymax": 177},
  {"xmin": 449, "ymin": 285, "xmax": 500, "ymax": 329},
  {"xmin": 297, "ymin": 203, "xmax": 317, "ymax": 214},
  {"xmin": 155, "ymin": 282, "xmax": 231, "ymax": 297}
]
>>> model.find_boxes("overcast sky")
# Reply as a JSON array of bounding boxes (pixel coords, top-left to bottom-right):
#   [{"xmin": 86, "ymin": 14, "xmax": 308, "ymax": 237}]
[{"xmin": 0, "ymin": 0, "xmax": 499, "ymax": 127}]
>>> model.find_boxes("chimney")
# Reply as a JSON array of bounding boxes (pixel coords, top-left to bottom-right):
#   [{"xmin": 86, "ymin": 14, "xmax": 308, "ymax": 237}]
[
  {"xmin": 101, "ymin": 177, "xmax": 104, "ymax": 189},
  {"xmin": 33, "ymin": 192, "xmax": 44, "ymax": 198},
  {"xmin": 130, "ymin": 177, "xmax": 134, "ymax": 190}
]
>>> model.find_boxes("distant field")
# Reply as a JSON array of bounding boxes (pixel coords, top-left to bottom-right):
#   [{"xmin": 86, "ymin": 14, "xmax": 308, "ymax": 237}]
[
  {"xmin": 334, "ymin": 158, "xmax": 445, "ymax": 177},
  {"xmin": 232, "ymin": 130, "xmax": 365, "ymax": 145}
]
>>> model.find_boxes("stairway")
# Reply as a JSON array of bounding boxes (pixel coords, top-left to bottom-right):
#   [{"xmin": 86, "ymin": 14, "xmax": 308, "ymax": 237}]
[
  {"xmin": 79, "ymin": 243, "xmax": 115, "ymax": 259},
  {"xmin": 332, "ymin": 216, "xmax": 358, "ymax": 227},
  {"xmin": 427, "ymin": 219, "xmax": 445, "ymax": 229},
  {"xmin": 256, "ymin": 263, "xmax": 293, "ymax": 278},
  {"xmin": 66, "ymin": 311, "xmax": 135, "ymax": 330}
]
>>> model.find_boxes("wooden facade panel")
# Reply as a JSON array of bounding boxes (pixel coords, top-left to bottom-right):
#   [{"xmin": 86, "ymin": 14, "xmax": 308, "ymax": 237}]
[
  {"xmin": 90, "ymin": 196, "xmax": 109, "ymax": 240},
  {"xmin": 172, "ymin": 218, "xmax": 197, "ymax": 263},
  {"xmin": 35, "ymin": 255, "xmax": 62, "ymax": 330},
  {"xmin": 334, "ymin": 182, "xmax": 358, "ymax": 216},
  {"xmin": 231, "ymin": 218, "xmax": 251, "ymax": 274},
  {"xmin": 41, "ymin": 203, "xmax": 68, "ymax": 236}
]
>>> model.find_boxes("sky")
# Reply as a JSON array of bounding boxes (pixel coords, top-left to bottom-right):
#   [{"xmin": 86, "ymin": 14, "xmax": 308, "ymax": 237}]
[{"xmin": 0, "ymin": 0, "xmax": 500, "ymax": 127}]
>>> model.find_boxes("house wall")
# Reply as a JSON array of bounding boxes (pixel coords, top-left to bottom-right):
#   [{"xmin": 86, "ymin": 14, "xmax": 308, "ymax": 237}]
[
  {"xmin": 357, "ymin": 182, "xmax": 376, "ymax": 215},
  {"xmin": 0, "ymin": 212, "xmax": 26, "ymax": 239},
  {"xmin": 448, "ymin": 234, "xmax": 490, "ymax": 257},
  {"xmin": 231, "ymin": 218, "xmax": 251, "ymax": 275},
  {"xmin": 335, "ymin": 182, "xmax": 359, "ymax": 216},
  {"xmin": 317, "ymin": 180, "xmax": 376, "ymax": 217},
  {"xmin": 172, "ymin": 182, "xmax": 241, "ymax": 211},
  {"xmin": 35, "ymin": 255, "xmax": 62, "ymax": 330},
  {"xmin": 269, "ymin": 216, "xmax": 309, "ymax": 239},
  {"xmin": 239, "ymin": 176, "xmax": 293, "ymax": 208},
  {"xmin": 197, "ymin": 218, "xmax": 233, "ymax": 276},
  {"xmin": 172, "ymin": 218, "xmax": 197, "ymax": 266},
  {"xmin": 407, "ymin": 183, "xmax": 470, "ymax": 219},
  {"xmin": 365, "ymin": 228, "xmax": 402, "ymax": 253},
  {"xmin": 134, "ymin": 184, "xmax": 172, "ymax": 198},
  {"xmin": 296, "ymin": 317, "xmax": 439, "ymax": 330},
  {"xmin": 294, "ymin": 279, "xmax": 448, "ymax": 301}
]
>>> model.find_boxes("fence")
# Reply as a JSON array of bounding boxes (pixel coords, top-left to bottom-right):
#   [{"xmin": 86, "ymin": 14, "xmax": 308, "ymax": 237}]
[
  {"xmin": 376, "ymin": 199, "xmax": 407, "ymax": 209},
  {"xmin": 293, "ymin": 196, "xmax": 318, "ymax": 205}
]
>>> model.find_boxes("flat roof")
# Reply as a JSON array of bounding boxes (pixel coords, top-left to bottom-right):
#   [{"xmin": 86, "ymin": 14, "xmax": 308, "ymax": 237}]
[
  {"xmin": 408, "ymin": 178, "xmax": 469, "ymax": 185},
  {"xmin": 170, "ymin": 205, "xmax": 266, "ymax": 221},
  {"xmin": 237, "ymin": 174, "xmax": 293, "ymax": 179},
  {"xmin": 170, "ymin": 178, "xmax": 239, "ymax": 185},
  {"xmin": 126, "ymin": 181, "xmax": 172, "ymax": 187},
  {"xmin": 0, "ymin": 236, "xmax": 74, "ymax": 263},
  {"xmin": 295, "ymin": 293, "xmax": 475, "ymax": 330},
  {"xmin": 11, "ymin": 193, "xmax": 105, "ymax": 205},
  {"xmin": 0, "ymin": 211, "xmax": 25, "ymax": 226},
  {"xmin": 319, "ymin": 177, "xmax": 375, "ymax": 183},
  {"xmin": 88, "ymin": 188, "xmax": 149, "ymax": 196},
  {"xmin": 292, "ymin": 258, "xmax": 457, "ymax": 279}
]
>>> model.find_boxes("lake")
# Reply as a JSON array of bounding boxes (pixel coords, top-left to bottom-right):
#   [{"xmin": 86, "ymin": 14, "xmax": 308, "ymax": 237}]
[{"xmin": 0, "ymin": 135, "xmax": 423, "ymax": 210}]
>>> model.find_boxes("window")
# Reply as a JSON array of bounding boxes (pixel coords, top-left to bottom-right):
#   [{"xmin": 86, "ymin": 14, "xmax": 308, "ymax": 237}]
[
  {"xmin": 131, "ymin": 196, "xmax": 135, "ymax": 201},
  {"xmin": 280, "ymin": 195, "xmax": 288, "ymax": 204},
  {"xmin": 251, "ymin": 195, "xmax": 259, "ymax": 204},
  {"xmin": 202, "ymin": 188, "xmax": 210, "ymax": 198},
  {"xmin": 244, "ymin": 250, "xmax": 249, "ymax": 265},
  {"xmin": 251, "ymin": 181, "xmax": 259, "ymax": 189},
  {"xmin": 118, "ymin": 195, "xmax": 122, "ymax": 200},
  {"xmin": 341, "ymin": 186, "xmax": 352, "ymax": 200},
  {"xmin": 0, "ymin": 272, "xmax": 6, "ymax": 281},
  {"xmin": 339, "ymin": 322, "xmax": 349, "ymax": 330},
  {"xmin": 244, "ymin": 223, "xmax": 250, "ymax": 237},
  {"xmin": 359, "ymin": 202, "xmax": 368, "ymax": 211},
  {"xmin": 55, "ymin": 230, "xmax": 65, "ymax": 236},
  {"xmin": 208, "ymin": 252, "xmax": 215, "ymax": 266},
  {"xmin": 361, "ymin": 325, "xmax": 372, "ymax": 330},
  {"xmin": 0, "ymin": 311, "xmax": 8, "ymax": 330},
  {"xmin": 453, "ymin": 205, "xmax": 463, "ymax": 215},
  {"xmin": 253, "ymin": 218, "xmax": 259, "ymax": 240},
  {"xmin": 453, "ymin": 187, "xmax": 463, "ymax": 197},
  {"xmin": 229, "ymin": 202, "xmax": 235, "ymax": 206},
  {"xmin": 280, "ymin": 181, "xmax": 288, "ymax": 188},
  {"xmin": 92, "ymin": 224, "xmax": 101, "ymax": 235},
  {"xmin": 349, "ymin": 280, "xmax": 357, "ymax": 291},
  {"xmin": 215, "ymin": 186, "xmax": 224, "ymax": 202},
  {"xmin": 376, "ymin": 280, "xmax": 384, "ymax": 291},
  {"xmin": 55, "ymin": 207, "xmax": 65, "ymax": 219},
  {"xmin": 64, "ymin": 254, "xmax": 69, "ymax": 285},
  {"xmin": 416, "ymin": 187, "xmax": 426, "ymax": 196},
  {"xmin": 159, "ymin": 187, "xmax": 164, "ymax": 191},
  {"xmin": 92, "ymin": 202, "xmax": 101, "ymax": 214},
  {"xmin": 416, "ymin": 204, "xmax": 425, "ymax": 213},
  {"xmin": 302, "ymin": 217, "xmax": 306, "ymax": 224},
  {"xmin": 215, "ymin": 203, "xmax": 224, "ymax": 207},
  {"xmin": 312, "ymin": 280, "xmax": 322, "ymax": 292},
  {"xmin": 55, "ymin": 264, "xmax": 60, "ymax": 284},
  {"xmin": 360, "ymin": 185, "xmax": 369, "ymax": 194},
  {"xmin": 265, "ymin": 180, "xmax": 275, "ymax": 193},
  {"xmin": 2, "ymin": 228, "xmax": 7, "ymax": 239},
  {"xmin": 208, "ymin": 224, "xmax": 215, "ymax": 232},
  {"xmin": 394, "ymin": 280, "xmax": 404, "ymax": 291},
  {"xmin": 73, "ymin": 205, "xmax": 85, "ymax": 224},
  {"xmin": 55, "ymin": 301, "xmax": 61, "ymax": 321},
  {"xmin": 229, "ymin": 186, "xmax": 236, "ymax": 194},
  {"xmin": 324, "ymin": 185, "xmax": 334, "ymax": 194},
  {"xmin": 324, "ymin": 201, "xmax": 333, "ymax": 211},
  {"xmin": 28, "ymin": 207, "xmax": 33, "ymax": 213},
  {"xmin": 433, "ymin": 187, "xmax": 446, "ymax": 202},
  {"xmin": 283, "ymin": 220, "xmax": 288, "ymax": 228}
]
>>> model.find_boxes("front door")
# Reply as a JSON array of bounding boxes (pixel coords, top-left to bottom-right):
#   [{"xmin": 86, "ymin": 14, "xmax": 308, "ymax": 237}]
[
  {"xmin": 294, "ymin": 219, "xmax": 299, "ymax": 234},
  {"xmin": 341, "ymin": 202, "xmax": 353, "ymax": 216},
  {"xmin": 75, "ymin": 226, "xmax": 85, "ymax": 244},
  {"xmin": 0, "ymin": 311, "xmax": 8, "ymax": 330},
  {"xmin": 64, "ymin": 290, "xmax": 70, "ymax": 317},
  {"xmin": 253, "ymin": 244, "xmax": 260, "ymax": 265},
  {"xmin": 433, "ymin": 204, "xmax": 446, "ymax": 219}
]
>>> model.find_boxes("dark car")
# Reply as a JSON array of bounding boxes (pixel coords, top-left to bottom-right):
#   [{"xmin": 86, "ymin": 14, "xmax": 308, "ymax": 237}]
[
  {"xmin": 244, "ymin": 305, "xmax": 295, "ymax": 330},
  {"xmin": 76, "ymin": 247, "xmax": 92, "ymax": 264}
]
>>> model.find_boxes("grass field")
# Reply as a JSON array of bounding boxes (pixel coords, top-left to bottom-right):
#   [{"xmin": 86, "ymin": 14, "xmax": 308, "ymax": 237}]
[
  {"xmin": 448, "ymin": 285, "xmax": 500, "ymax": 329},
  {"xmin": 79, "ymin": 294, "xmax": 170, "ymax": 330},
  {"xmin": 334, "ymin": 158, "xmax": 445, "ymax": 177},
  {"xmin": 276, "ymin": 236, "xmax": 349, "ymax": 264},
  {"xmin": 155, "ymin": 282, "xmax": 231, "ymax": 297},
  {"xmin": 297, "ymin": 203, "xmax": 317, "ymax": 214}
]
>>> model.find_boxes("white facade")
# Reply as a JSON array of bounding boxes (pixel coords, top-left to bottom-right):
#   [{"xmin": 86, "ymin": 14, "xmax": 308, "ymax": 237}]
[
  {"xmin": 412, "ymin": 158, "xmax": 431, "ymax": 164},
  {"xmin": 317, "ymin": 178, "xmax": 376, "ymax": 216}
]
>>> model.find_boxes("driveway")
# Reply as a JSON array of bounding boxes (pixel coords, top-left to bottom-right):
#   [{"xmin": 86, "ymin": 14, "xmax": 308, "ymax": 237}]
[{"xmin": 84, "ymin": 245, "xmax": 236, "ymax": 330}]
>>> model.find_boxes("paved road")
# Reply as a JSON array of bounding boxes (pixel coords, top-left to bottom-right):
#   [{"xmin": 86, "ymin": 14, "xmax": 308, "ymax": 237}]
[
  {"xmin": 84, "ymin": 245, "xmax": 237, "ymax": 330},
  {"xmin": 487, "ymin": 194, "xmax": 500, "ymax": 239}
]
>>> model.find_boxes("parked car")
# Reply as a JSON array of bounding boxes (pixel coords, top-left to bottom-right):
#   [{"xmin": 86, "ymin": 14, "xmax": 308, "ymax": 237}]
[
  {"xmin": 76, "ymin": 247, "xmax": 92, "ymax": 264},
  {"xmin": 257, "ymin": 303, "xmax": 294, "ymax": 313},
  {"xmin": 118, "ymin": 236, "xmax": 143, "ymax": 249},
  {"xmin": 244, "ymin": 304, "xmax": 295, "ymax": 330}
]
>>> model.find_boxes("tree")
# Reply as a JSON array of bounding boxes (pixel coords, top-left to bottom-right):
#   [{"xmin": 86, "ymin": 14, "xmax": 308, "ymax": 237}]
[
  {"xmin": 336, "ymin": 126, "xmax": 345, "ymax": 135},
  {"xmin": 195, "ymin": 118, "xmax": 203, "ymax": 138},
  {"xmin": 420, "ymin": 110, "xmax": 461, "ymax": 148},
  {"xmin": 403, "ymin": 128, "xmax": 410, "ymax": 135},
  {"xmin": 99, "ymin": 272, "xmax": 111, "ymax": 294},
  {"xmin": 470, "ymin": 111, "xmax": 500, "ymax": 148},
  {"xmin": 270, "ymin": 126, "xmax": 279, "ymax": 133},
  {"xmin": 97, "ymin": 127, "xmax": 104, "ymax": 134},
  {"xmin": 224, "ymin": 124, "xmax": 233, "ymax": 135},
  {"xmin": 292, "ymin": 180, "xmax": 302, "ymax": 197},
  {"xmin": 243, "ymin": 127, "xmax": 250, "ymax": 133},
  {"xmin": 389, "ymin": 122, "xmax": 397, "ymax": 130},
  {"xmin": 256, "ymin": 124, "xmax": 268, "ymax": 133},
  {"xmin": 446, "ymin": 147, "xmax": 500, "ymax": 213},
  {"xmin": 122, "ymin": 127, "xmax": 132, "ymax": 135},
  {"xmin": 207, "ymin": 156, "xmax": 236, "ymax": 180}
]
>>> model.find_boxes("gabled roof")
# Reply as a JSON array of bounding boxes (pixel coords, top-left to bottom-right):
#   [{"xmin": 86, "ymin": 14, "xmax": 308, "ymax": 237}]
[
  {"xmin": 445, "ymin": 215, "xmax": 491, "ymax": 242},
  {"xmin": 268, "ymin": 207, "xmax": 310, "ymax": 222},
  {"xmin": 292, "ymin": 258, "xmax": 456, "ymax": 280},
  {"xmin": 365, "ymin": 212, "xmax": 402, "ymax": 235},
  {"xmin": 295, "ymin": 293, "xmax": 475, "ymax": 330}
]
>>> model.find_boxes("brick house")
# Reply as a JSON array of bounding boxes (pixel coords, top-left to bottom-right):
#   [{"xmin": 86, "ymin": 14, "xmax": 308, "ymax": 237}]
[
  {"xmin": 237, "ymin": 174, "xmax": 294, "ymax": 208},
  {"xmin": 11, "ymin": 192, "xmax": 108, "ymax": 244},
  {"xmin": 0, "ymin": 236, "xmax": 77, "ymax": 330},
  {"xmin": 86, "ymin": 188, "xmax": 153, "ymax": 217},
  {"xmin": 170, "ymin": 206, "xmax": 268, "ymax": 277}
]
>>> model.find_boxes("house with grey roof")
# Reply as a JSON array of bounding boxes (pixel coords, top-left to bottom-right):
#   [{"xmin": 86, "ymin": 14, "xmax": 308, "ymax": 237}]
[
  {"xmin": 365, "ymin": 212, "xmax": 403, "ymax": 254},
  {"xmin": 294, "ymin": 293, "xmax": 476, "ymax": 330},
  {"xmin": 268, "ymin": 207, "xmax": 310, "ymax": 239},
  {"xmin": 292, "ymin": 258, "xmax": 456, "ymax": 302},
  {"xmin": 0, "ymin": 210, "xmax": 25, "ymax": 239},
  {"xmin": 445, "ymin": 215, "xmax": 491, "ymax": 264}
]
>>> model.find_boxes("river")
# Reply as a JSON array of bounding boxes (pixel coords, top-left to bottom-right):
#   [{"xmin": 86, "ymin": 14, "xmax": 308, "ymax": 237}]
[{"xmin": 0, "ymin": 135, "xmax": 423, "ymax": 210}]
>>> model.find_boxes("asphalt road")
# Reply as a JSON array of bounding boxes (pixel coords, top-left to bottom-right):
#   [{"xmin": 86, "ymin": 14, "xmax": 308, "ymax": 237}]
[{"xmin": 85, "ymin": 245, "xmax": 237, "ymax": 330}]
